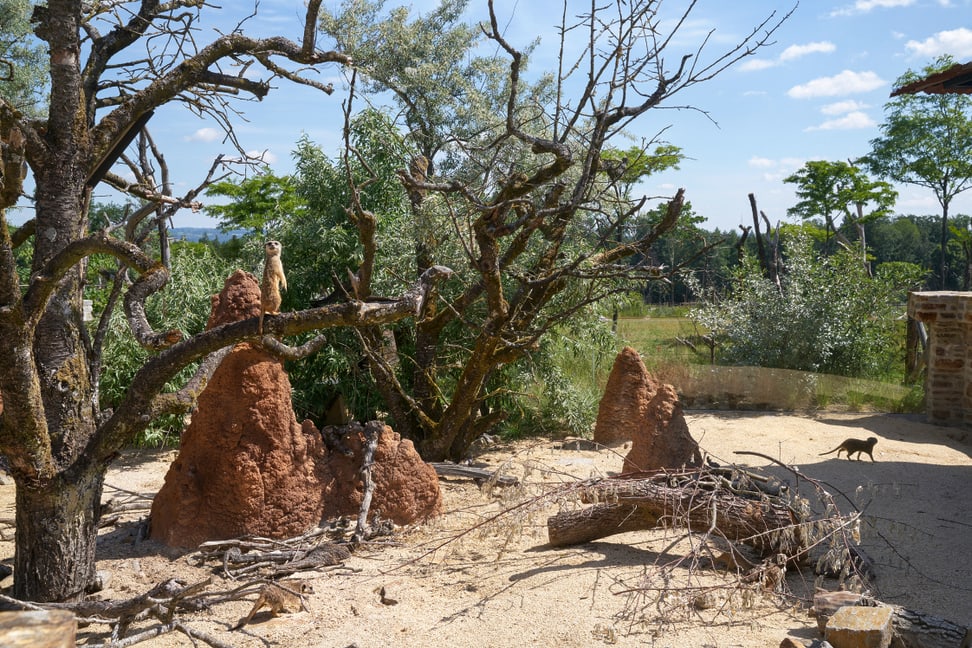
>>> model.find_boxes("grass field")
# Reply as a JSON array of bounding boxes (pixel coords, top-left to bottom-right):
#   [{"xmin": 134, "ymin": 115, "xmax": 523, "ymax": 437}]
[{"xmin": 613, "ymin": 316, "xmax": 921, "ymax": 413}]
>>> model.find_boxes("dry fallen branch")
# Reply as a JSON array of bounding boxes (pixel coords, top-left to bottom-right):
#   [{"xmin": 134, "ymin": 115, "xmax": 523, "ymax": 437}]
[
  {"xmin": 192, "ymin": 528, "xmax": 352, "ymax": 579},
  {"xmin": 430, "ymin": 462, "xmax": 520, "ymax": 486},
  {"xmin": 0, "ymin": 578, "xmax": 225, "ymax": 647},
  {"xmin": 546, "ymin": 468, "xmax": 807, "ymax": 556}
]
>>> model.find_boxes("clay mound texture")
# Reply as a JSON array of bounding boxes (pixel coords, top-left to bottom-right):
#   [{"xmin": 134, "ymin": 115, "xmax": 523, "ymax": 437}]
[
  {"xmin": 150, "ymin": 270, "xmax": 441, "ymax": 548},
  {"xmin": 206, "ymin": 269, "xmax": 263, "ymax": 329},
  {"xmin": 320, "ymin": 423, "xmax": 442, "ymax": 524},
  {"xmin": 150, "ymin": 345, "xmax": 327, "ymax": 548},
  {"xmin": 593, "ymin": 346, "xmax": 655, "ymax": 446},
  {"xmin": 593, "ymin": 346, "xmax": 702, "ymax": 473}
]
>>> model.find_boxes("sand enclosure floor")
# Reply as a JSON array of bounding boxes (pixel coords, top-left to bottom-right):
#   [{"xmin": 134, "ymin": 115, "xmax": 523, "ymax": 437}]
[{"xmin": 1, "ymin": 411, "xmax": 969, "ymax": 647}]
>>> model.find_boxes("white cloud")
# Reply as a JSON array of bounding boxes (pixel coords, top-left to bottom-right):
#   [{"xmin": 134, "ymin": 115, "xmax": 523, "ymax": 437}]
[
  {"xmin": 739, "ymin": 59, "xmax": 777, "ymax": 72},
  {"xmin": 787, "ymin": 70, "xmax": 885, "ymax": 98},
  {"xmin": 186, "ymin": 127, "xmax": 220, "ymax": 143},
  {"xmin": 740, "ymin": 41, "xmax": 835, "ymax": 72},
  {"xmin": 905, "ymin": 28, "xmax": 972, "ymax": 59},
  {"xmin": 820, "ymin": 100, "xmax": 869, "ymax": 115},
  {"xmin": 831, "ymin": 0, "xmax": 914, "ymax": 16},
  {"xmin": 805, "ymin": 111, "xmax": 877, "ymax": 131},
  {"xmin": 247, "ymin": 150, "xmax": 279, "ymax": 164},
  {"xmin": 779, "ymin": 42, "xmax": 837, "ymax": 62},
  {"xmin": 751, "ymin": 157, "xmax": 805, "ymax": 182}
]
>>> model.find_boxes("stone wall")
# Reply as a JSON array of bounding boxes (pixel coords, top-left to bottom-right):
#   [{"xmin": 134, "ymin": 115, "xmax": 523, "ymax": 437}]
[{"xmin": 907, "ymin": 291, "xmax": 972, "ymax": 427}]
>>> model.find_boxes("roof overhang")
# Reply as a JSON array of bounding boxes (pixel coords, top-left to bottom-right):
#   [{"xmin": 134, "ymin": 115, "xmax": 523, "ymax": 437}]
[{"xmin": 891, "ymin": 61, "xmax": 972, "ymax": 96}]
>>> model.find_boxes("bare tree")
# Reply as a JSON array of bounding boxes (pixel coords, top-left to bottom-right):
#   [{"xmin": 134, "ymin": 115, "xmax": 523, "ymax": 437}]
[
  {"xmin": 0, "ymin": 1, "xmax": 448, "ymax": 602},
  {"xmin": 326, "ymin": 0, "xmax": 794, "ymax": 460}
]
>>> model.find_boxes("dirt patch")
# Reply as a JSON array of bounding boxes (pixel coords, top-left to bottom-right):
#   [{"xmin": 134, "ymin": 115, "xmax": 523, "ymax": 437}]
[{"xmin": 1, "ymin": 411, "xmax": 969, "ymax": 647}]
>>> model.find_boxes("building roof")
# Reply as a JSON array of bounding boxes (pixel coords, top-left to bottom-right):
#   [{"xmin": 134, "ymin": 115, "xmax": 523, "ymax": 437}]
[{"xmin": 891, "ymin": 61, "xmax": 972, "ymax": 96}]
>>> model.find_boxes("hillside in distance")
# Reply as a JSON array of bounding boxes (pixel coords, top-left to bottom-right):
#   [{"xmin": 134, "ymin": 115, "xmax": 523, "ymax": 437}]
[{"xmin": 170, "ymin": 227, "xmax": 245, "ymax": 243}]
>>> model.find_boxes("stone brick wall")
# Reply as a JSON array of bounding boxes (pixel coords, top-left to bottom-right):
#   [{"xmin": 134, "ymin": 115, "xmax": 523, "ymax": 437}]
[{"xmin": 907, "ymin": 291, "xmax": 972, "ymax": 427}]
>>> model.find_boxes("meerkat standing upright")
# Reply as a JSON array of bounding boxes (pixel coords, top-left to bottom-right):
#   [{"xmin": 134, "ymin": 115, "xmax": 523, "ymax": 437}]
[
  {"xmin": 259, "ymin": 240, "xmax": 287, "ymax": 334},
  {"xmin": 819, "ymin": 436, "xmax": 878, "ymax": 462}
]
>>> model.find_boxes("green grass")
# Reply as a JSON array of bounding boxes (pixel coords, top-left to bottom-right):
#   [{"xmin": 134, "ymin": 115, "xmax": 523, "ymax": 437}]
[
  {"xmin": 616, "ymin": 316, "xmax": 706, "ymax": 368},
  {"xmin": 612, "ymin": 316, "xmax": 922, "ymax": 414}
]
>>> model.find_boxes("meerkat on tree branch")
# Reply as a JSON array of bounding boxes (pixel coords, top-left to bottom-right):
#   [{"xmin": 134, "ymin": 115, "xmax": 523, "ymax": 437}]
[{"xmin": 259, "ymin": 240, "xmax": 287, "ymax": 334}]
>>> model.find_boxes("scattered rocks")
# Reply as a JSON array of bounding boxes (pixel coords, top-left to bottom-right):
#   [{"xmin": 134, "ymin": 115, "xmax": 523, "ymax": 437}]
[{"xmin": 825, "ymin": 605, "xmax": 893, "ymax": 648}]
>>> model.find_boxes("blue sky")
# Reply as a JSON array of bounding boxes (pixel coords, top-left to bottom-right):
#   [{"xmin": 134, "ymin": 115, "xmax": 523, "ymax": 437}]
[{"xmin": 80, "ymin": 0, "xmax": 972, "ymax": 232}]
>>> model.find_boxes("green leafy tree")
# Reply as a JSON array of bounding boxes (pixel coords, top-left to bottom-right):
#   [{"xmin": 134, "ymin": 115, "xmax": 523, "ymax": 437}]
[
  {"xmin": 0, "ymin": 0, "xmax": 46, "ymax": 116},
  {"xmin": 0, "ymin": 1, "xmax": 448, "ymax": 603},
  {"xmin": 282, "ymin": 111, "xmax": 416, "ymax": 421},
  {"xmin": 947, "ymin": 220, "xmax": 972, "ymax": 290},
  {"xmin": 863, "ymin": 56, "xmax": 972, "ymax": 288},
  {"xmin": 314, "ymin": 0, "xmax": 791, "ymax": 460},
  {"xmin": 319, "ymin": 0, "xmax": 510, "ymax": 166},
  {"xmin": 784, "ymin": 160, "xmax": 896, "ymax": 267},
  {"xmin": 204, "ymin": 170, "xmax": 305, "ymax": 237}
]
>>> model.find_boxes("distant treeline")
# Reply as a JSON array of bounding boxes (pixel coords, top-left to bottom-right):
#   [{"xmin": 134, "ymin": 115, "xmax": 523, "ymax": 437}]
[{"xmin": 635, "ymin": 213, "xmax": 972, "ymax": 305}]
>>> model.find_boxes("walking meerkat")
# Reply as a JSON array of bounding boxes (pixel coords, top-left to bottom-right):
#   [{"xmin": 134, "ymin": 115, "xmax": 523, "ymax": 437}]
[
  {"xmin": 819, "ymin": 437, "xmax": 878, "ymax": 462},
  {"xmin": 232, "ymin": 580, "xmax": 313, "ymax": 630},
  {"xmin": 259, "ymin": 240, "xmax": 287, "ymax": 334}
]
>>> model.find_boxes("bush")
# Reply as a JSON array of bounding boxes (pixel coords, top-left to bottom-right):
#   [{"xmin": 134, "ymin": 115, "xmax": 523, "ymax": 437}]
[
  {"xmin": 96, "ymin": 242, "xmax": 235, "ymax": 445},
  {"xmin": 689, "ymin": 233, "xmax": 925, "ymax": 381}
]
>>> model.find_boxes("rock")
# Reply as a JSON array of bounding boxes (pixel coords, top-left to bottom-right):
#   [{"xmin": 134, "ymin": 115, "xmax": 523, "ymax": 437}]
[
  {"xmin": 150, "ymin": 272, "xmax": 328, "ymax": 548},
  {"xmin": 592, "ymin": 347, "xmax": 702, "ymax": 473},
  {"xmin": 780, "ymin": 638, "xmax": 807, "ymax": 648},
  {"xmin": 812, "ymin": 589, "xmax": 871, "ymax": 634},
  {"xmin": 825, "ymin": 605, "xmax": 893, "ymax": 648},
  {"xmin": 320, "ymin": 422, "xmax": 442, "ymax": 525}
]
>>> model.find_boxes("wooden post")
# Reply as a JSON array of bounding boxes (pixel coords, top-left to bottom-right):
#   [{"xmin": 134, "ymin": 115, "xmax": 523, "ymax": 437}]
[{"xmin": 0, "ymin": 610, "xmax": 77, "ymax": 648}]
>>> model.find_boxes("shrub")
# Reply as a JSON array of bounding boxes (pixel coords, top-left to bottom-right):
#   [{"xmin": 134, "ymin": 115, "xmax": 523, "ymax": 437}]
[{"xmin": 688, "ymin": 233, "xmax": 925, "ymax": 380}]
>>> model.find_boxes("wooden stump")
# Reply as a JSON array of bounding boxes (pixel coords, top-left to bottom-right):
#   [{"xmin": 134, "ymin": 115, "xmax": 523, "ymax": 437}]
[{"xmin": 0, "ymin": 610, "xmax": 76, "ymax": 648}]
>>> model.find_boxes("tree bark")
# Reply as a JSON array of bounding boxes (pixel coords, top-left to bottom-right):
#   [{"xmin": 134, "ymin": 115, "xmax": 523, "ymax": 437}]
[
  {"xmin": 547, "ymin": 475, "xmax": 805, "ymax": 557},
  {"xmin": 14, "ymin": 465, "xmax": 105, "ymax": 602}
]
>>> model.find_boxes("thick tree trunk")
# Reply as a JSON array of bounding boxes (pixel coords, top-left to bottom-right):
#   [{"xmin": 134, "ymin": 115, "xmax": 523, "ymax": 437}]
[{"xmin": 13, "ymin": 465, "xmax": 105, "ymax": 602}]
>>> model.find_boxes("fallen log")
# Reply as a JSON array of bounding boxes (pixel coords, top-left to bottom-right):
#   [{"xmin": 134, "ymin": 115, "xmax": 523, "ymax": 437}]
[{"xmin": 547, "ymin": 471, "xmax": 805, "ymax": 556}]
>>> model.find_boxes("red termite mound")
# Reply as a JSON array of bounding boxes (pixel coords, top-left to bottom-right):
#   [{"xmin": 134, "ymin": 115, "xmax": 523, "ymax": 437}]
[
  {"xmin": 593, "ymin": 346, "xmax": 702, "ymax": 473},
  {"xmin": 150, "ymin": 271, "xmax": 440, "ymax": 548}
]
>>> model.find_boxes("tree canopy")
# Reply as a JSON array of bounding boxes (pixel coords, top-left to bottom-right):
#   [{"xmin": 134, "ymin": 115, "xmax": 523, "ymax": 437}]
[
  {"xmin": 863, "ymin": 55, "xmax": 972, "ymax": 287},
  {"xmin": 0, "ymin": 0, "xmax": 794, "ymax": 605}
]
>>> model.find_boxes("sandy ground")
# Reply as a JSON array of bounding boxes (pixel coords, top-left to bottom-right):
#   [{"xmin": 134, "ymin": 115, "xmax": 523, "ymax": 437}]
[{"xmin": 1, "ymin": 411, "xmax": 970, "ymax": 647}]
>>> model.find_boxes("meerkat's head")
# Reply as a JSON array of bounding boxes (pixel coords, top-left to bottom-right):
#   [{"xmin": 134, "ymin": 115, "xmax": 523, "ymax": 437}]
[
  {"xmin": 866, "ymin": 437, "xmax": 878, "ymax": 446},
  {"xmin": 265, "ymin": 240, "xmax": 282, "ymax": 256}
]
